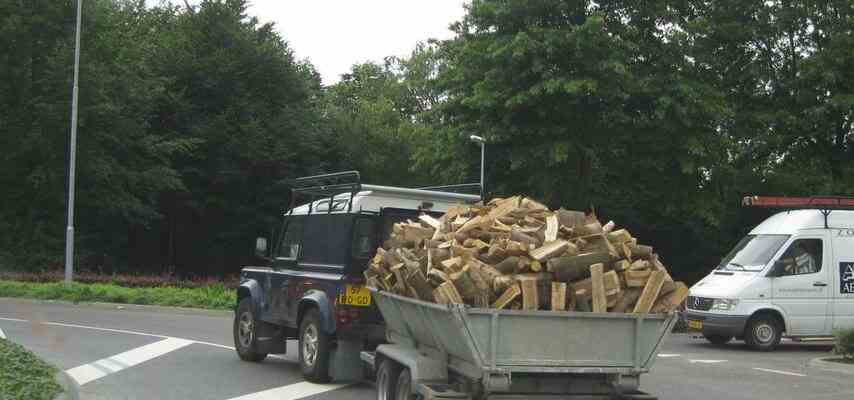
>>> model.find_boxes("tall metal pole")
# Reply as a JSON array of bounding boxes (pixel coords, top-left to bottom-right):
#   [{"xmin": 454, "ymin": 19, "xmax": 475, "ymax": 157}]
[
  {"xmin": 479, "ymin": 141, "xmax": 485, "ymax": 201},
  {"xmin": 65, "ymin": 0, "xmax": 83, "ymax": 285}
]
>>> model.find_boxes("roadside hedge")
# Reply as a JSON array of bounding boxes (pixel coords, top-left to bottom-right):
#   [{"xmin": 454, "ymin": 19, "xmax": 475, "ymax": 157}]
[
  {"xmin": 0, "ymin": 338, "xmax": 62, "ymax": 400},
  {"xmin": 835, "ymin": 328, "xmax": 854, "ymax": 360}
]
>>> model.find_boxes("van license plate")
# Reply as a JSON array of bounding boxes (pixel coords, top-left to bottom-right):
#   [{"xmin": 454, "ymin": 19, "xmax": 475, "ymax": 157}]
[
  {"xmin": 339, "ymin": 285, "xmax": 371, "ymax": 306},
  {"xmin": 688, "ymin": 320, "xmax": 703, "ymax": 331}
]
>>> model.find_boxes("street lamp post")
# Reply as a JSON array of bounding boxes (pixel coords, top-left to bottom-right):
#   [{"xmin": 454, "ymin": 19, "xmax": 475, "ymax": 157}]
[
  {"xmin": 469, "ymin": 135, "xmax": 485, "ymax": 202},
  {"xmin": 65, "ymin": 0, "xmax": 83, "ymax": 285}
]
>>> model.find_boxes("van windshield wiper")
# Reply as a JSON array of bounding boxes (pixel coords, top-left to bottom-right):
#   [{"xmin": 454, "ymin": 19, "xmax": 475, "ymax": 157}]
[{"xmin": 727, "ymin": 262, "xmax": 746, "ymax": 271}]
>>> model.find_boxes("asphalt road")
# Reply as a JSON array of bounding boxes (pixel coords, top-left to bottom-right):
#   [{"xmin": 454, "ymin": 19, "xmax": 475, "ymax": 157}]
[{"xmin": 1, "ymin": 298, "xmax": 852, "ymax": 400}]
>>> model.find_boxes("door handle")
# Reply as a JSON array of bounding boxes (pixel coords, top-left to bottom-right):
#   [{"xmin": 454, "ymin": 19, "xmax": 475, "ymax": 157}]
[{"xmin": 813, "ymin": 282, "xmax": 828, "ymax": 287}]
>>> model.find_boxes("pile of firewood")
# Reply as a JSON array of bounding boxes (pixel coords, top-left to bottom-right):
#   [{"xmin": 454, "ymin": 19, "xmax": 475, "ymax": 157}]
[{"xmin": 364, "ymin": 196, "xmax": 689, "ymax": 314}]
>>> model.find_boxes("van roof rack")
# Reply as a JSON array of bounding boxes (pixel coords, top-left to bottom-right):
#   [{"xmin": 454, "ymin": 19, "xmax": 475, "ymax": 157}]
[{"xmin": 742, "ymin": 195, "xmax": 854, "ymax": 228}]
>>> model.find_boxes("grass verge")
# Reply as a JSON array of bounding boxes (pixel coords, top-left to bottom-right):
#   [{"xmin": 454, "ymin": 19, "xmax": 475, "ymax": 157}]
[
  {"xmin": 0, "ymin": 280, "xmax": 236, "ymax": 310},
  {"xmin": 0, "ymin": 338, "xmax": 62, "ymax": 400},
  {"xmin": 825, "ymin": 358, "xmax": 854, "ymax": 365}
]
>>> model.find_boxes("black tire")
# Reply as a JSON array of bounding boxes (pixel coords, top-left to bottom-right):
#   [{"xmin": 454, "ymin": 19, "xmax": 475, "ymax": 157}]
[
  {"xmin": 299, "ymin": 309, "xmax": 332, "ymax": 383},
  {"xmin": 234, "ymin": 297, "xmax": 267, "ymax": 362},
  {"xmin": 704, "ymin": 334, "xmax": 733, "ymax": 345},
  {"xmin": 377, "ymin": 359, "xmax": 402, "ymax": 400},
  {"xmin": 744, "ymin": 315, "xmax": 782, "ymax": 351},
  {"xmin": 396, "ymin": 368, "xmax": 417, "ymax": 400}
]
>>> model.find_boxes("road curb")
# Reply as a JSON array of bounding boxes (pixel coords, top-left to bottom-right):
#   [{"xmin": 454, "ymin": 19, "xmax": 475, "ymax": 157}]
[
  {"xmin": 0, "ymin": 297, "xmax": 233, "ymax": 317},
  {"xmin": 53, "ymin": 369, "xmax": 80, "ymax": 400},
  {"xmin": 808, "ymin": 356, "xmax": 854, "ymax": 375}
]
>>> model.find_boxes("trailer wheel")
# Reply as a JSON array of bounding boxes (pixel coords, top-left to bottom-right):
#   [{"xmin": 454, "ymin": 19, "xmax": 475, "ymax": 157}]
[
  {"xmin": 233, "ymin": 298, "xmax": 267, "ymax": 362},
  {"xmin": 396, "ymin": 368, "xmax": 417, "ymax": 400},
  {"xmin": 299, "ymin": 309, "xmax": 331, "ymax": 382},
  {"xmin": 377, "ymin": 359, "xmax": 402, "ymax": 400}
]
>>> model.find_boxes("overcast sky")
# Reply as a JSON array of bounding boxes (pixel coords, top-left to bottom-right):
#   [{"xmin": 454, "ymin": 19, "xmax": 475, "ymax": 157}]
[{"xmin": 178, "ymin": 1, "xmax": 468, "ymax": 84}]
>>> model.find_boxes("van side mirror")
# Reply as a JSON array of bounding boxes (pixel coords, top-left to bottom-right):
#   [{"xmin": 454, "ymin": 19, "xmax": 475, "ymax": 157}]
[{"xmin": 255, "ymin": 237, "xmax": 269, "ymax": 258}]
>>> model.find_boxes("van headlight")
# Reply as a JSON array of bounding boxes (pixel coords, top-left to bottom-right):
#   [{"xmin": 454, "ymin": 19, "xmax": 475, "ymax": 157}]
[{"xmin": 711, "ymin": 298, "xmax": 739, "ymax": 311}]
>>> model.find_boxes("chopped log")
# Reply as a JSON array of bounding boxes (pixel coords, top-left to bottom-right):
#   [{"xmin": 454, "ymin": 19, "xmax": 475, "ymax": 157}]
[
  {"xmin": 651, "ymin": 282, "xmax": 689, "ymax": 313},
  {"xmin": 485, "ymin": 245, "xmax": 508, "ymax": 263},
  {"xmin": 602, "ymin": 221, "xmax": 615, "ymax": 233},
  {"xmin": 590, "ymin": 263, "xmax": 608, "ymax": 313},
  {"xmin": 518, "ymin": 257, "xmax": 532, "ymax": 273},
  {"xmin": 574, "ymin": 222, "xmax": 604, "ymax": 237},
  {"xmin": 550, "ymin": 252, "xmax": 612, "ymax": 282},
  {"xmin": 530, "ymin": 259, "xmax": 543, "ymax": 272},
  {"xmin": 407, "ymin": 269, "xmax": 435, "ymax": 302},
  {"xmin": 401, "ymin": 224, "xmax": 434, "ymax": 243},
  {"xmin": 504, "ymin": 240, "xmax": 531, "ymax": 256},
  {"xmin": 373, "ymin": 248, "xmax": 387, "ymax": 267},
  {"xmin": 519, "ymin": 276, "xmax": 539, "ymax": 310},
  {"xmin": 572, "ymin": 270, "xmax": 620, "ymax": 298},
  {"xmin": 625, "ymin": 269, "xmax": 652, "ymax": 287},
  {"xmin": 434, "ymin": 281, "xmax": 464, "ymax": 305},
  {"xmin": 427, "ymin": 268, "xmax": 450, "ymax": 286},
  {"xmin": 579, "ymin": 234, "xmax": 618, "ymax": 258},
  {"xmin": 493, "ymin": 284, "xmax": 522, "ymax": 309},
  {"xmin": 659, "ymin": 279, "xmax": 677, "ymax": 296},
  {"xmin": 628, "ymin": 243, "xmax": 653, "ymax": 259},
  {"xmin": 613, "ymin": 288, "xmax": 641, "ymax": 313},
  {"xmin": 612, "ymin": 259, "xmax": 631, "ymax": 272},
  {"xmin": 367, "ymin": 276, "xmax": 385, "ymax": 291},
  {"xmin": 521, "ymin": 197, "xmax": 549, "ymax": 211},
  {"xmin": 617, "ymin": 242, "xmax": 632, "ymax": 261},
  {"xmin": 607, "ymin": 229, "xmax": 633, "ymax": 244},
  {"xmin": 629, "ymin": 260, "xmax": 650, "ymax": 270},
  {"xmin": 441, "ymin": 256, "xmax": 463, "ymax": 272},
  {"xmin": 450, "ymin": 265, "xmax": 480, "ymax": 301},
  {"xmin": 495, "ymin": 256, "xmax": 521, "ymax": 274},
  {"xmin": 452, "ymin": 245, "xmax": 479, "ymax": 259},
  {"xmin": 488, "ymin": 196, "xmax": 522, "ymax": 219},
  {"xmin": 551, "ymin": 282, "xmax": 568, "ymax": 311},
  {"xmin": 633, "ymin": 270, "xmax": 666, "ymax": 313},
  {"xmin": 458, "ymin": 215, "xmax": 494, "ymax": 235},
  {"xmin": 419, "ymin": 214, "xmax": 442, "ymax": 230},
  {"xmin": 567, "ymin": 284, "xmax": 577, "ymax": 311},
  {"xmin": 545, "ymin": 214, "xmax": 559, "ymax": 242},
  {"xmin": 557, "ymin": 209, "xmax": 586, "ymax": 229},
  {"xmin": 529, "ymin": 240, "xmax": 569, "ymax": 262},
  {"xmin": 493, "ymin": 274, "xmax": 518, "ymax": 293},
  {"xmin": 510, "ymin": 229, "xmax": 539, "ymax": 247}
]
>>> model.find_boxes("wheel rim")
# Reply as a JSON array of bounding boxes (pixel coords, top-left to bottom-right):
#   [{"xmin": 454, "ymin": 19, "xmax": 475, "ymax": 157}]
[
  {"xmin": 396, "ymin": 370, "xmax": 412, "ymax": 400},
  {"xmin": 377, "ymin": 366, "xmax": 391, "ymax": 400},
  {"xmin": 238, "ymin": 311, "xmax": 254, "ymax": 348},
  {"xmin": 302, "ymin": 323, "xmax": 319, "ymax": 367},
  {"xmin": 754, "ymin": 323, "xmax": 774, "ymax": 343}
]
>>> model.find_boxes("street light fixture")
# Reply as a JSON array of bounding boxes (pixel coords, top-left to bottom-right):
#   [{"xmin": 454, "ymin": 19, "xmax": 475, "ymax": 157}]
[
  {"xmin": 65, "ymin": 0, "xmax": 83, "ymax": 285},
  {"xmin": 469, "ymin": 135, "xmax": 485, "ymax": 202}
]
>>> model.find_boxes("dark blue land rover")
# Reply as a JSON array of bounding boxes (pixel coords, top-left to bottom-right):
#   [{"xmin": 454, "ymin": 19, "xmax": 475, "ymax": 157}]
[{"xmin": 233, "ymin": 171, "xmax": 479, "ymax": 382}]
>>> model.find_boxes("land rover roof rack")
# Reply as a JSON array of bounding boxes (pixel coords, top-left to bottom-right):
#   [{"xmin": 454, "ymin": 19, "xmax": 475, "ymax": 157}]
[{"xmin": 743, "ymin": 195, "xmax": 854, "ymax": 228}]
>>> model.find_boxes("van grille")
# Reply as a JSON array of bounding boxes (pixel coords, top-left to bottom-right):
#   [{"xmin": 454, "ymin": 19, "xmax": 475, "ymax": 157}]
[{"xmin": 687, "ymin": 296, "xmax": 714, "ymax": 311}]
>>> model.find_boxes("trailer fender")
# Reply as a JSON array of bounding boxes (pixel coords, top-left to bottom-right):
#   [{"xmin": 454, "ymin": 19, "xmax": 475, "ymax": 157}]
[
  {"xmin": 297, "ymin": 289, "xmax": 336, "ymax": 334},
  {"xmin": 375, "ymin": 344, "xmax": 448, "ymax": 386}
]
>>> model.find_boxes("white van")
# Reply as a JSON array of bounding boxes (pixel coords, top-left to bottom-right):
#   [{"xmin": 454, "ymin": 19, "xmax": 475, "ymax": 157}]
[{"xmin": 686, "ymin": 208, "xmax": 854, "ymax": 350}]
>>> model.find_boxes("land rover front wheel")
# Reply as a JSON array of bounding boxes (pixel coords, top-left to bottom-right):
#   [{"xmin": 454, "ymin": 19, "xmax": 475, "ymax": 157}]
[
  {"xmin": 299, "ymin": 309, "xmax": 332, "ymax": 383},
  {"xmin": 234, "ymin": 298, "xmax": 267, "ymax": 362}
]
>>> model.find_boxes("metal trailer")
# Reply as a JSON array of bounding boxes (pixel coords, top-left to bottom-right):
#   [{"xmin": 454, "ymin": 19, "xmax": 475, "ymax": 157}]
[{"xmin": 361, "ymin": 288, "xmax": 677, "ymax": 400}]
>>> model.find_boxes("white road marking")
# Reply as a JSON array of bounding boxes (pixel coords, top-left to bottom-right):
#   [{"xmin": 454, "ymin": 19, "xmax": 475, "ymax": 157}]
[
  {"xmin": 689, "ymin": 359, "xmax": 728, "ymax": 364},
  {"xmin": 0, "ymin": 327, "xmax": 6, "ymax": 339},
  {"xmin": 658, "ymin": 353, "xmax": 681, "ymax": 358},
  {"xmin": 753, "ymin": 367, "xmax": 807, "ymax": 377},
  {"xmin": 66, "ymin": 337, "xmax": 193, "ymax": 385},
  {"xmin": 225, "ymin": 381, "xmax": 351, "ymax": 400}
]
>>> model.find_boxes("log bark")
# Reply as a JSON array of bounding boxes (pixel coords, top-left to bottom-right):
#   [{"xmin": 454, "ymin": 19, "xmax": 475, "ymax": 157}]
[
  {"xmin": 550, "ymin": 252, "xmax": 612, "ymax": 282},
  {"xmin": 495, "ymin": 256, "xmax": 521, "ymax": 274}
]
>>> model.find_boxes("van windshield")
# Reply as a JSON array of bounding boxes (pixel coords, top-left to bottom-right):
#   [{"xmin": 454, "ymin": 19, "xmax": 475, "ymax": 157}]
[{"xmin": 717, "ymin": 234, "xmax": 790, "ymax": 272}]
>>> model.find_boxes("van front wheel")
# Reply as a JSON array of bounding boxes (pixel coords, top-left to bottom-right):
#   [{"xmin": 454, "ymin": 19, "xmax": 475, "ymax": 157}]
[{"xmin": 745, "ymin": 315, "xmax": 782, "ymax": 351}]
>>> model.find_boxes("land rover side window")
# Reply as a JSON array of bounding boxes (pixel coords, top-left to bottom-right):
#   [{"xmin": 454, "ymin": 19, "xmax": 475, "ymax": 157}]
[
  {"xmin": 352, "ymin": 218, "xmax": 377, "ymax": 259},
  {"xmin": 301, "ymin": 214, "xmax": 349, "ymax": 266},
  {"xmin": 778, "ymin": 239, "xmax": 823, "ymax": 276},
  {"xmin": 277, "ymin": 218, "xmax": 303, "ymax": 259},
  {"xmin": 717, "ymin": 234, "xmax": 790, "ymax": 272}
]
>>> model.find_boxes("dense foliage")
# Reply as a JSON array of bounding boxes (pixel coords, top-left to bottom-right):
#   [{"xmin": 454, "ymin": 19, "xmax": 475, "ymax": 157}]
[
  {"xmin": 0, "ymin": 281, "xmax": 235, "ymax": 309},
  {"xmin": 0, "ymin": 339, "xmax": 62, "ymax": 400},
  {"xmin": 1, "ymin": 0, "xmax": 852, "ymax": 283},
  {"xmin": 835, "ymin": 328, "xmax": 854, "ymax": 360}
]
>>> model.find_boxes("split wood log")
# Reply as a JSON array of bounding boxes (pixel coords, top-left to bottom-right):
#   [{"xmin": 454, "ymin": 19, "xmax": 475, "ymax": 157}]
[
  {"xmin": 607, "ymin": 229, "xmax": 633, "ymax": 244},
  {"xmin": 545, "ymin": 214, "xmax": 559, "ymax": 242},
  {"xmin": 434, "ymin": 281, "xmax": 464, "ymax": 305},
  {"xmin": 579, "ymin": 234, "xmax": 618, "ymax": 258},
  {"xmin": 510, "ymin": 229, "xmax": 539, "ymax": 247},
  {"xmin": 628, "ymin": 243, "xmax": 653, "ymax": 260},
  {"xmin": 484, "ymin": 245, "xmax": 508, "ymax": 264},
  {"xmin": 407, "ymin": 269, "xmax": 435, "ymax": 302},
  {"xmin": 493, "ymin": 284, "xmax": 522, "ymax": 309},
  {"xmin": 495, "ymin": 256, "xmax": 521, "ymax": 274},
  {"xmin": 625, "ymin": 269, "xmax": 652, "ymax": 287},
  {"xmin": 519, "ymin": 276, "xmax": 539, "ymax": 310},
  {"xmin": 427, "ymin": 268, "xmax": 450, "ymax": 286},
  {"xmin": 488, "ymin": 196, "xmax": 522, "ymax": 219},
  {"xmin": 602, "ymin": 221, "xmax": 615, "ymax": 233},
  {"xmin": 574, "ymin": 222, "xmax": 604, "ymax": 237},
  {"xmin": 529, "ymin": 240, "xmax": 569, "ymax": 262},
  {"xmin": 521, "ymin": 197, "xmax": 549, "ymax": 211},
  {"xmin": 633, "ymin": 270, "xmax": 666, "ymax": 313},
  {"xmin": 504, "ymin": 240, "xmax": 531, "ymax": 256},
  {"xmin": 612, "ymin": 260, "xmax": 631, "ymax": 272},
  {"xmin": 557, "ymin": 209, "xmax": 586, "ymax": 229},
  {"xmin": 419, "ymin": 214, "xmax": 442, "ymax": 230},
  {"xmin": 651, "ymin": 282, "xmax": 689, "ymax": 313},
  {"xmin": 590, "ymin": 263, "xmax": 608, "ymax": 313},
  {"xmin": 551, "ymin": 282, "xmax": 568, "ymax": 311},
  {"xmin": 550, "ymin": 251, "xmax": 612, "ymax": 282},
  {"xmin": 441, "ymin": 256, "xmax": 463, "ymax": 272}
]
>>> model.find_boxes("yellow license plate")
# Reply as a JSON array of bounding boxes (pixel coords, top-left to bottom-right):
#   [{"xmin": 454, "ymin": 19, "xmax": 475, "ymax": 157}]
[
  {"xmin": 339, "ymin": 285, "xmax": 371, "ymax": 306},
  {"xmin": 688, "ymin": 320, "xmax": 703, "ymax": 331}
]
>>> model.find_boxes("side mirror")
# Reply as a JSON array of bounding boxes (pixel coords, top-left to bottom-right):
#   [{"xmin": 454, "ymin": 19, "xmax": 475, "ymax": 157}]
[{"xmin": 255, "ymin": 237, "xmax": 268, "ymax": 258}]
